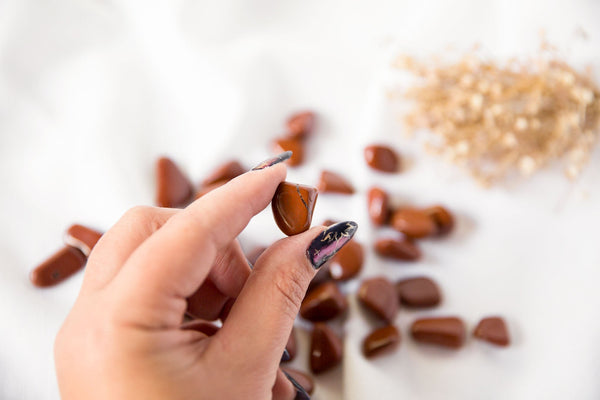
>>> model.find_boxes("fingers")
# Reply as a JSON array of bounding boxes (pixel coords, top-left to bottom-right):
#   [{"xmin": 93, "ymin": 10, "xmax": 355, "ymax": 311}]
[
  {"xmin": 186, "ymin": 279, "xmax": 229, "ymax": 321},
  {"xmin": 208, "ymin": 239, "xmax": 251, "ymax": 299},
  {"xmin": 209, "ymin": 227, "xmax": 324, "ymax": 374},
  {"xmin": 111, "ymin": 164, "xmax": 286, "ymax": 328},
  {"xmin": 82, "ymin": 206, "xmax": 177, "ymax": 291},
  {"xmin": 187, "ymin": 240, "xmax": 251, "ymax": 320},
  {"xmin": 211, "ymin": 221, "xmax": 357, "ymax": 374}
]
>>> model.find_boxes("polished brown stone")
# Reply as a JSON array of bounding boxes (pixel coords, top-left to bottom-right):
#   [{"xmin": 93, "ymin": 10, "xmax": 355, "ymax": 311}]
[
  {"xmin": 411, "ymin": 317, "xmax": 466, "ymax": 348},
  {"xmin": 273, "ymin": 138, "xmax": 304, "ymax": 166},
  {"xmin": 328, "ymin": 239, "xmax": 364, "ymax": 281},
  {"xmin": 64, "ymin": 224, "xmax": 103, "ymax": 257},
  {"xmin": 307, "ymin": 263, "xmax": 333, "ymax": 293},
  {"xmin": 271, "ymin": 182, "xmax": 318, "ymax": 236},
  {"xmin": 424, "ymin": 205, "xmax": 455, "ymax": 236},
  {"xmin": 367, "ymin": 187, "xmax": 390, "ymax": 226},
  {"xmin": 317, "ymin": 170, "xmax": 355, "ymax": 194},
  {"xmin": 391, "ymin": 209, "xmax": 437, "ymax": 239},
  {"xmin": 374, "ymin": 237, "xmax": 421, "ymax": 261},
  {"xmin": 202, "ymin": 160, "xmax": 245, "ymax": 186},
  {"xmin": 286, "ymin": 111, "xmax": 315, "ymax": 139},
  {"xmin": 396, "ymin": 277, "xmax": 441, "ymax": 308},
  {"xmin": 310, "ymin": 323, "xmax": 343, "ymax": 374},
  {"xmin": 358, "ymin": 277, "xmax": 399, "ymax": 323},
  {"xmin": 155, "ymin": 157, "xmax": 194, "ymax": 208},
  {"xmin": 474, "ymin": 317, "xmax": 510, "ymax": 346},
  {"xmin": 364, "ymin": 144, "xmax": 400, "ymax": 173},
  {"xmin": 30, "ymin": 246, "xmax": 87, "ymax": 288},
  {"xmin": 362, "ymin": 325, "xmax": 401, "ymax": 358},
  {"xmin": 300, "ymin": 281, "xmax": 347, "ymax": 322}
]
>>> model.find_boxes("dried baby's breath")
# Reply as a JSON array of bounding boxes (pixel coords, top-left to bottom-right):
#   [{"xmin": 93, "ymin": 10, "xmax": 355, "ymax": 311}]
[{"xmin": 394, "ymin": 49, "xmax": 600, "ymax": 185}]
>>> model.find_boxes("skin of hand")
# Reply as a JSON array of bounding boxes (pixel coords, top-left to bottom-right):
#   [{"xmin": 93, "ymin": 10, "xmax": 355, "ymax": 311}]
[{"xmin": 54, "ymin": 163, "xmax": 322, "ymax": 399}]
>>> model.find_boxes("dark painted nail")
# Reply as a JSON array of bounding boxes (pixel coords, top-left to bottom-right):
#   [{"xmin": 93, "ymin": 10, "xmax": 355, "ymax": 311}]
[
  {"xmin": 281, "ymin": 348, "xmax": 291, "ymax": 362},
  {"xmin": 282, "ymin": 370, "xmax": 311, "ymax": 400},
  {"xmin": 251, "ymin": 151, "xmax": 293, "ymax": 171},
  {"xmin": 306, "ymin": 221, "xmax": 358, "ymax": 269}
]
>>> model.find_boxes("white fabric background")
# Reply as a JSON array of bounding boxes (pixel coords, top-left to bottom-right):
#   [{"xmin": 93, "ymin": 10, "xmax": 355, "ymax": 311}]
[{"xmin": 1, "ymin": 1, "xmax": 599, "ymax": 399}]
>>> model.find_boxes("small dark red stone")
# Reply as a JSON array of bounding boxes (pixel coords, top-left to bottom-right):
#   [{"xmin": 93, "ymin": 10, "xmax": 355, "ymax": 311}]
[
  {"xmin": 411, "ymin": 317, "xmax": 466, "ymax": 348},
  {"xmin": 362, "ymin": 325, "xmax": 401, "ymax": 358},
  {"xmin": 273, "ymin": 138, "xmax": 304, "ymax": 166},
  {"xmin": 424, "ymin": 205, "xmax": 455, "ymax": 236},
  {"xmin": 374, "ymin": 237, "xmax": 421, "ymax": 261},
  {"xmin": 367, "ymin": 187, "xmax": 390, "ymax": 226},
  {"xmin": 155, "ymin": 157, "xmax": 194, "ymax": 208},
  {"xmin": 364, "ymin": 145, "xmax": 400, "ymax": 173},
  {"xmin": 301, "ymin": 281, "xmax": 348, "ymax": 322},
  {"xmin": 358, "ymin": 277, "xmax": 399, "ymax": 323},
  {"xmin": 318, "ymin": 170, "xmax": 355, "ymax": 194},
  {"xmin": 310, "ymin": 323, "xmax": 343, "ymax": 374},
  {"xmin": 286, "ymin": 111, "xmax": 316, "ymax": 139},
  {"xmin": 64, "ymin": 224, "xmax": 103, "ymax": 256},
  {"xmin": 328, "ymin": 239, "xmax": 364, "ymax": 281},
  {"xmin": 391, "ymin": 208, "xmax": 437, "ymax": 239},
  {"xmin": 473, "ymin": 317, "xmax": 510, "ymax": 346},
  {"xmin": 30, "ymin": 246, "xmax": 87, "ymax": 288},
  {"xmin": 396, "ymin": 277, "xmax": 441, "ymax": 308}
]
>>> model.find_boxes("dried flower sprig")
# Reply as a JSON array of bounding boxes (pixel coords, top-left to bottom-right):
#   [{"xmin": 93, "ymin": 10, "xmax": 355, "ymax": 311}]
[{"xmin": 394, "ymin": 49, "xmax": 600, "ymax": 186}]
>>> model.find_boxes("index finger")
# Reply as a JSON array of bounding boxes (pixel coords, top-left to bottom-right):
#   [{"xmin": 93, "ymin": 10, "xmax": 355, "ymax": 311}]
[{"xmin": 111, "ymin": 155, "xmax": 289, "ymax": 329}]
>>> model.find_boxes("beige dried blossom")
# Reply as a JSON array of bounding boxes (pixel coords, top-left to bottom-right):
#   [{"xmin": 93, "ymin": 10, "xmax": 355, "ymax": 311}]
[{"xmin": 395, "ymin": 48, "xmax": 600, "ymax": 185}]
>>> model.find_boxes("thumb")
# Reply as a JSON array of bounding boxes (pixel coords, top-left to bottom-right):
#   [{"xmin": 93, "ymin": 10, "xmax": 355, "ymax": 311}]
[{"xmin": 210, "ymin": 221, "xmax": 357, "ymax": 375}]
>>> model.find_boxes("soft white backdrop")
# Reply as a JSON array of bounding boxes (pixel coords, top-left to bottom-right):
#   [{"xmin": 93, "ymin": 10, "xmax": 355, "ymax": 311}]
[{"xmin": 1, "ymin": 1, "xmax": 599, "ymax": 399}]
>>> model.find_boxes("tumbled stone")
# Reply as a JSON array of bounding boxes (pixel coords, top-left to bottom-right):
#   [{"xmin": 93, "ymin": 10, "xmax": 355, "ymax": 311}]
[
  {"xmin": 310, "ymin": 323, "xmax": 343, "ymax": 374},
  {"xmin": 271, "ymin": 182, "xmax": 318, "ymax": 236},
  {"xmin": 155, "ymin": 157, "xmax": 194, "ymax": 208}
]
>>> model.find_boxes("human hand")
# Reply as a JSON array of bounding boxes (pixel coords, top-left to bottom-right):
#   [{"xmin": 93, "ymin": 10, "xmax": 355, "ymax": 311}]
[{"xmin": 54, "ymin": 155, "xmax": 357, "ymax": 400}]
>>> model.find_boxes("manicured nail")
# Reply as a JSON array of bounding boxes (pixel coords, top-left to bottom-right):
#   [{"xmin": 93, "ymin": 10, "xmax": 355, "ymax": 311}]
[
  {"xmin": 251, "ymin": 151, "xmax": 293, "ymax": 171},
  {"xmin": 306, "ymin": 221, "xmax": 358, "ymax": 269},
  {"xmin": 282, "ymin": 370, "xmax": 311, "ymax": 400},
  {"xmin": 281, "ymin": 348, "xmax": 291, "ymax": 362}
]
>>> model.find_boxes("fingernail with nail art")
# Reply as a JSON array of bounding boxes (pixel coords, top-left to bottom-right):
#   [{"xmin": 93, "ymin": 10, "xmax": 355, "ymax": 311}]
[
  {"xmin": 306, "ymin": 221, "xmax": 358, "ymax": 269},
  {"xmin": 282, "ymin": 370, "xmax": 310, "ymax": 400},
  {"xmin": 251, "ymin": 151, "xmax": 293, "ymax": 171},
  {"xmin": 281, "ymin": 348, "xmax": 291, "ymax": 362}
]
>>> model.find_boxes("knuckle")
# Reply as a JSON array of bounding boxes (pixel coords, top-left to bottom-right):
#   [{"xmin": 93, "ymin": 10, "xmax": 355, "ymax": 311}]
[
  {"xmin": 123, "ymin": 205, "xmax": 168, "ymax": 233},
  {"xmin": 123, "ymin": 205, "xmax": 154, "ymax": 221},
  {"xmin": 145, "ymin": 211, "xmax": 168, "ymax": 233}
]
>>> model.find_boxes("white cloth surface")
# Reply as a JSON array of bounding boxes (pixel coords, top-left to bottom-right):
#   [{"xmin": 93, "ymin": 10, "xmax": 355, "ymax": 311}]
[{"xmin": 1, "ymin": 0, "xmax": 599, "ymax": 399}]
